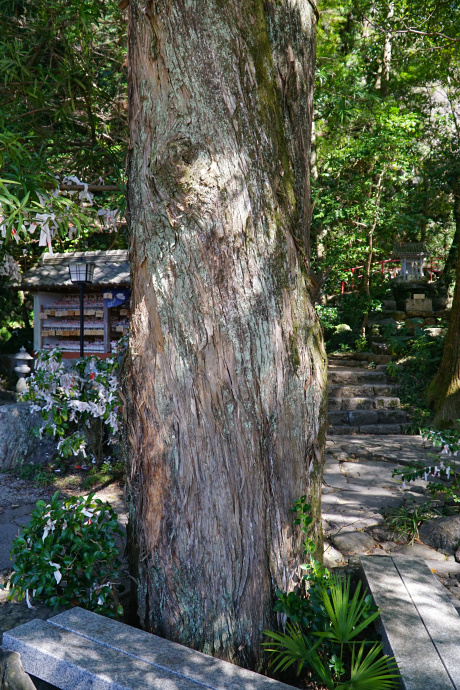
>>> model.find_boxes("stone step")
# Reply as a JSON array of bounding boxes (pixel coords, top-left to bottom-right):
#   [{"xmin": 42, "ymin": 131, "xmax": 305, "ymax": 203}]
[
  {"xmin": 350, "ymin": 352, "xmax": 393, "ymax": 364},
  {"xmin": 328, "ymin": 369, "xmax": 387, "ymax": 385},
  {"xmin": 328, "ymin": 423, "xmax": 403, "ymax": 435},
  {"xmin": 329, "ymin": 409, "xmax": 407, "ymax": 427},
  {"xmin": 328, "ymin": 383, "xmax": 400, "ymax": 398},
  {"xmin": 328, "ymin": 396, "xmax": 401, "ymax": 411},
  {"xmin": 329, "ymin": 352, "xmax": 393, "ymax": 364},
  {"xmin": 327, "ymin": 359, "xmax": 367, "ymax": 368},
  {"xmin": 3, "ymin": 608, "xmax": 294, "ymax": 690},
  {"xmin": 327, "ymin": 362, "xmax": 387, "ymax": 373}
]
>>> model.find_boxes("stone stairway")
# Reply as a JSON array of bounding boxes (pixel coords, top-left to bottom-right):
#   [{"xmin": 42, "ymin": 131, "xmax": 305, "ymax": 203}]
[{"xmin": 328, "ymin": 354, "xmax": 407, "ymax": 435}]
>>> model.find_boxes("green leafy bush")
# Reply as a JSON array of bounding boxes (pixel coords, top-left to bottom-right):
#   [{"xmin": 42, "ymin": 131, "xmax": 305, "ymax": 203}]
[
  {"xmin": 3, "ymin": 492, "xmax": 123, "ymax": 617},
  {"xmin": 384, "ymin": 500, "xmax": 442, "ymax": 544},
  {"xmin": 385, "ymin": 328, "xmax": 445, "ymax": 431},
  {"xmin": 338, "ymin": 293, "xmax": 383, "ymax": 331},
  {"xmin": 81, "ymin": 458, "xmax": 125, "ymax": 490},
  {"xmin": 273, "ymin": 496, "xmax": 331, "ymax": 635},
  {"xmin": 316, "ymin": 305, "xmax": 340, "ymax": 331},
  {"xmin": 15, "ymin": 462, "xmax": 55, "ymax": 486},
  {"xmin": 323, "ymin": 292, "xmax": 385, "ymax": 353}
]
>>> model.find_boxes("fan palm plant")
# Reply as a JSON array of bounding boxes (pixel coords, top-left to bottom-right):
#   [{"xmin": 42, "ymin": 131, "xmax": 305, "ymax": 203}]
[
  {"xmin": 264, "ymin": 573, "xmax": 399, "ymax": 689},
  {"xmin": 336, "ymin": 641, "xmax": 400, "ymax": 690},
  {"xmin": 315, "ymin": 572, "xmax": 380, "ymax": 648}
]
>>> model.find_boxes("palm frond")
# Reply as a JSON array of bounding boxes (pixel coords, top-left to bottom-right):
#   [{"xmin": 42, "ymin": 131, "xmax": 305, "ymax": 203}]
[
  {"xmin": 315, "ymin": 572, "xmax": 380, "ymax": 644},
  {"xmin": 263, "ymin": 624, "xmax": 334, "ymax": 687},
  {"xmin": 335, "ymin": 642, "xmax": 400, "ymax": 690}
]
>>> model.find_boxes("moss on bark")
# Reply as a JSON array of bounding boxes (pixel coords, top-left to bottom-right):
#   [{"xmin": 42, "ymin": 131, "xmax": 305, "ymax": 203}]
[{"xmin": 428, "ymin": 241, "xmax": 460, "ymax": 426}]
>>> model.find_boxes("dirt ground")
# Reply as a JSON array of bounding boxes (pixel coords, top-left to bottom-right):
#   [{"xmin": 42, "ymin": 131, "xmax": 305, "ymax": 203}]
[{"xmin": 0, "ymin": 472, "xmax": 128, "ymax": 643}]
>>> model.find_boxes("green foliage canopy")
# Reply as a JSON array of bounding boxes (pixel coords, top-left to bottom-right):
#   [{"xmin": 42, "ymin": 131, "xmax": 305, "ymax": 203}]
[{"xmin": 0, "ymin": 0, "xmax": 128, "ymax": 277}]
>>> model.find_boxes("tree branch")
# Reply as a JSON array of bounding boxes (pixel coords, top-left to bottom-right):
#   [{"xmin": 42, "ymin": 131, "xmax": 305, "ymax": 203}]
[{"xmin": 364, "ymin": 15, "xmax": 460, "ymax": 43}]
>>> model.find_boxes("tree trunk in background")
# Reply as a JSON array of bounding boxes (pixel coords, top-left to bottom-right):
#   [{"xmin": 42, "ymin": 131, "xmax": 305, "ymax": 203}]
[
  {"xmin": 123, "ymin": 0, "xmax": 326, "ymax": 670},
  {"xmin": 428, "ymin": 239, "xmax": 460, "ymax": 426},
  {"xmin": 380, "ymin": 3, "xmax": 393, "ymax": 98},
  {"xmin": 441, "ymin": 178, "xmax": 460, "ymax": 290}
]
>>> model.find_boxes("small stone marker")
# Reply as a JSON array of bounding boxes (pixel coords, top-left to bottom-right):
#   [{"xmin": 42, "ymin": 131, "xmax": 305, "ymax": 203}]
[
  {"xmin": 3, "ymin": 608, "xmax": 296, "ymax": 690},
  {"xmin": 360, "ymin": 555, "xmax": 460, "ymax": 690}
]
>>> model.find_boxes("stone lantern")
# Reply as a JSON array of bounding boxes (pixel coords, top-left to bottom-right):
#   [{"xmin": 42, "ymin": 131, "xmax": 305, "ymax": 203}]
[{"xmin": 14, "ymin": 347, "xmax": 33, "ymax": 393}]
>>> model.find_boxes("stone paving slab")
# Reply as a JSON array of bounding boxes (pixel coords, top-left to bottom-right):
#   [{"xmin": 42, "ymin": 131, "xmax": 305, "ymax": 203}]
[
  {"xmin": 322, "ymin": 485, "xmax": 400, "ymax": 533},
  {"xmin": 4, "ymin": 619, "xmax": 201, "ymax": 690},
  {"xmin": 3, "ymin": 610, "xmax": 296, "ymax": 690},
  {"xmin": 392, "ymin": 555, "xmax": 460, "ymax": 689},
  {"xmin": 423, "ymin": 560, "xmax": 460, "ymax": 575},
  {"xmin": 391, "ymin": 543, "xmax": 453, "ymax": 562},
  {"xmin": 360, "ymin": 556, "xmax": 455, "ymax": 690},
  {"xmin": 327, "ymin": 435, "xmax": 440, "ymax": 465}
]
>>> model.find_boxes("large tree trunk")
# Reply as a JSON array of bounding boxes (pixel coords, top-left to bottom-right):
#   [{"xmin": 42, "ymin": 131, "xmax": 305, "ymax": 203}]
[
  {"xmin": 428, "ymin": 234, "xmax": 460, "ymax": 426},
  {"xmin": 441, "ymin": 177, "xmax": 460, "ymax": 290},
  {"xmin": 123, "ymin": 0, "xmax": 325, "ymax": 670}
]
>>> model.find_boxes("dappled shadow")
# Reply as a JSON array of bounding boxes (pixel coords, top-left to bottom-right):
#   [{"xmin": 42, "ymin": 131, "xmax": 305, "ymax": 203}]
[
  {"xmin": 361, "ymin": 556, "xmax": 460, "ymax": 690},
  {"xmin": 7, "ymin": 608, "xmax": 295, "ymax": 689}
]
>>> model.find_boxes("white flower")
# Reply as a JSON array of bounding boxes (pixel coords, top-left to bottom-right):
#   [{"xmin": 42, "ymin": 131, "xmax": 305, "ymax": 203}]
[
  {"xmin": 26, "ymin": 589, "xmax": 36, "ymax": 609},
  {"xmin": 49, "ymin": 561, "xmax": 62, "ymax": 584},
  {"xmin": 42, "ymin": 516, "xmax": 57, "ymax": 541}
]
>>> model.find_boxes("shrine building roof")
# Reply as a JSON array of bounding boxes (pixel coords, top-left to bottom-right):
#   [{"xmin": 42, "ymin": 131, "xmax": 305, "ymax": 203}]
[
  {"xmin": 14, "ymin": 250, "xmax": 130, "ymax": 291},
  {"xmin": 392, "ymin": 242, "xmax": 428, "ymax": 259}
]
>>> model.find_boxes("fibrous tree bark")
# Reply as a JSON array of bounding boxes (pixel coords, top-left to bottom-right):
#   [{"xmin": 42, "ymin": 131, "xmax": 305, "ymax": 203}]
[
  {"xmin": 441, "ymin": 176, "xmax": 460, "ymax": 290},
  {"xmin": 123, "ymin": 0, "xmax": 326, "ymax": 670},
  {"xmin": 428, "ymin": 229, "xmax": 460, "ymax": 425}
]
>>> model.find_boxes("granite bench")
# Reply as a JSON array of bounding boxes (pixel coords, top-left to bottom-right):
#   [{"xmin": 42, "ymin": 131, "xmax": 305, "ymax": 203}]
[
  {"xmin": 360, "ymin": 554, "xmax": 460, "ymax": 690},
  {"xmin": 2, "ymin": 607, "xmax": 295, "ymax": 690}
]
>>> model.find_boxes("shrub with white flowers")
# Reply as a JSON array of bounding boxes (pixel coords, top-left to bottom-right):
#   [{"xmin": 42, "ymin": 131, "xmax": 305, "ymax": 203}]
[
  {"xmin": 21, "ymin": 348, "xmax": 120, "ymax": 465},
  {"xmin": 392, "ymin": 423, "xmax": 460, "ymax": 501},
  {"xmin": 3, "ymin": 492, "xmax": 123, "ymax": 617}
]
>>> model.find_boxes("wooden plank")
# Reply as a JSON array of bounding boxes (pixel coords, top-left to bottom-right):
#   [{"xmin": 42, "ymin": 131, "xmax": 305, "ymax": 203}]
[{"xmin": 360, "ymin": 555, "xmax": 454, "ymax": 690}]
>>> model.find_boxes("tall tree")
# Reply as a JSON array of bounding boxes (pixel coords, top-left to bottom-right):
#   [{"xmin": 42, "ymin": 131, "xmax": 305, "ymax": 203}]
[
  {"xmin": 311, "ymin": 0, "xmax": 460, "ymax": 294},
  {"xmin": 428, "ymin": 246, "xmax": 460, "ymax": 425},
  {"xmin": 123, "ymin": 0, "xmax": 326, "ymax": 669},
  {"xmin": 0, "ymin": 0, "xmax": 128, "ymax": 273}
]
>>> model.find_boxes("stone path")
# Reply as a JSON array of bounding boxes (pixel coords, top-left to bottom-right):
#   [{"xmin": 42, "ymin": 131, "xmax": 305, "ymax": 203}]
[{"xmin": 322, "ymin": 434, "xmax": 460, "ymax": 612}]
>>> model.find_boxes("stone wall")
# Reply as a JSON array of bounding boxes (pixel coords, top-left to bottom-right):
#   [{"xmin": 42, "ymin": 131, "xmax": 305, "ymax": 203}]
[{"xmin": 0, "ymin": 403, "xmax": 56, "ymax": 471}]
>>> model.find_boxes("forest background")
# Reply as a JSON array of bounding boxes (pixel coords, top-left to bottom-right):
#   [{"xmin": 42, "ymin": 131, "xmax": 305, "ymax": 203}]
[{"xmin": 0, "ymin": 0, "xmax": 458, "ymax": 422}]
